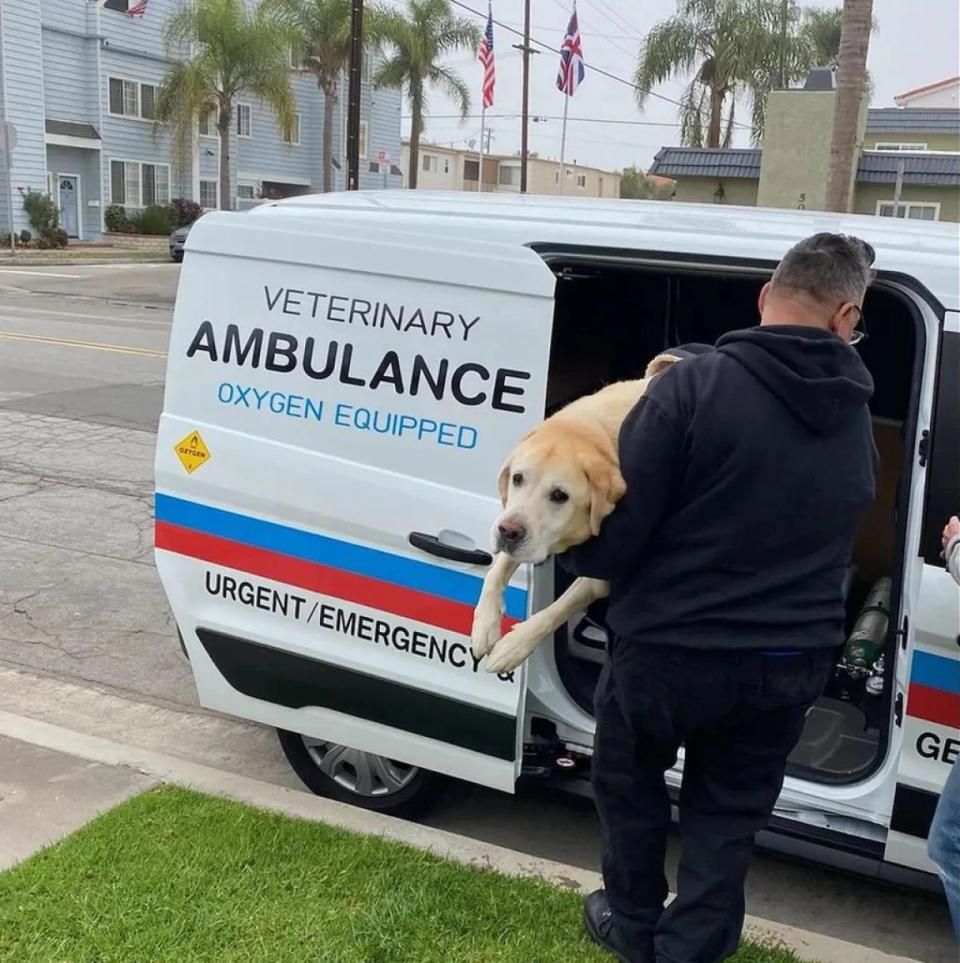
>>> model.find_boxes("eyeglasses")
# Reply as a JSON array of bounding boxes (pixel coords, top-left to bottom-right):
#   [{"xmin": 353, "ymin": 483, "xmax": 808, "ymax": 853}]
[{"xmin": 847, "ymin": 304, "xmax": 868, "ymax": 346}]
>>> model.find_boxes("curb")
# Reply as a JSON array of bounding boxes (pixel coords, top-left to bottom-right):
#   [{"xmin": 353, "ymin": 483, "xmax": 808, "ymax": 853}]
[{"xmin": 0, "ymin": 669, "xmax": 926, "ymax": 963}]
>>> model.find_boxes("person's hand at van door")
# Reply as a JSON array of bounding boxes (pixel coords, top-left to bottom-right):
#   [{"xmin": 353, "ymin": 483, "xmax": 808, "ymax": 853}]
[
  {"xmin": 942, "ymin": 515, "xmax": 960, "ymax": 584},
  {"xmin": 561, "ymin": 233, "xmax": 878, "ymax": 963}
]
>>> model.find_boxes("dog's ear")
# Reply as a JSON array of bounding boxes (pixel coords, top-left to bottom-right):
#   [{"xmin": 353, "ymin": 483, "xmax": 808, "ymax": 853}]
[
  {"xmin": 644, "ymin": 352, "xmax": 682, "ymax": 379},
  {"xmin": 497, "ymin": 460, "xmax": 511, "ymax": 507},
  {"xmin": 583, "ymin": 454, "xmax": 627, "ymax": 536}
]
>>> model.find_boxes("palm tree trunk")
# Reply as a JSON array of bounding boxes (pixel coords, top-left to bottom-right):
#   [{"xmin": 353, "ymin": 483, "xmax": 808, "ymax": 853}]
[
  {"xmin": 408, "ymin": 98, "xmax": 422, "ymax": 190},
  {"xmin": 218, "ymin": 104, "xmax": 232, "ymax": 211},
  {"xmin": 824, "ymin": 0, "xmax": 873, "ymax": 212},
  {"xmin": 322, "ymin": 81, "xmax": 335, "ymax": 194},
  {"xmin": 707, "ymin": 85, "xmax": 724, "ymax": 148}
]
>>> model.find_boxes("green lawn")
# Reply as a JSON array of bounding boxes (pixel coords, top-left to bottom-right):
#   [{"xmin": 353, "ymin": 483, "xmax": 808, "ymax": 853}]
[{"xmin": 0, "ymin": 786, "xmax": 810, "ymax": 963}]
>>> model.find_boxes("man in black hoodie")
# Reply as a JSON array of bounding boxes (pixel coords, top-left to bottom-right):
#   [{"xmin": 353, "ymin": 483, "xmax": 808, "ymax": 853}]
[{"xmin": 565, "ymin": 233, "xmax": 877, "ymax": 963}]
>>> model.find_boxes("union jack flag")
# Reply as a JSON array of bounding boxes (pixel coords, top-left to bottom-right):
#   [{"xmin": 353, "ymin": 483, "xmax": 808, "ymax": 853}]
[
  {"xmin": 124, "ymin": 0, "xmax": 148, "ymax": 18},
  {"xmin": 556, "ymin": 6, "xmax": 585, "ymax": 97},
  {"xmin": 477, "ymin": 4, "xmax": 495, "ymax": 109}
]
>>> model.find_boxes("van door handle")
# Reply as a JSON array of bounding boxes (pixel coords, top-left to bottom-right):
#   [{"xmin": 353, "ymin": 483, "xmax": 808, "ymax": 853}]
[{"xmin": 408, "ymin": 532, "xmax": 493, "ymax": 566}]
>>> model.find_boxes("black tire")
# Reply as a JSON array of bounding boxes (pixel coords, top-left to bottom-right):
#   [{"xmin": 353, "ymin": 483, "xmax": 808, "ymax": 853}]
[
  {"xmin": 171, "ymin": 252, "xmax": 183, "ymax": 262},
  {"xmin": 277, "ymin": 729, "xmax": 439, "ymax": 818}
]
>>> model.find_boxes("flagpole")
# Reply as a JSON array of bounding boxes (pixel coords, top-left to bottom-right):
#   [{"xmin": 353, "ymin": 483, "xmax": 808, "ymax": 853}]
[
  {"xmin": 558, "ymin": 93, "xmax": 568, "ymax": 196},
  {"xmin": 478, "ymin": 106, "xmax": 486, "ymax": 193}
]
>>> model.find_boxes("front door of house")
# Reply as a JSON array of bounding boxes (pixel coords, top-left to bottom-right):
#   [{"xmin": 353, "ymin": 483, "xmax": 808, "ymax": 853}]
[{"xmin": 58, "ymin": 176, "xmax": 79, "ymax": 238}]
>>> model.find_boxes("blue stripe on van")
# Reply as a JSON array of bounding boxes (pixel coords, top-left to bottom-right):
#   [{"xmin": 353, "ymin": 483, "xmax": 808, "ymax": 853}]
[
  {"xmin": 155, "ymin": 493, "xmax": 527, "ymax": 620},
  {"xmin": 910, "ymin": 650, "xmax": 960, "ymax": 696}
]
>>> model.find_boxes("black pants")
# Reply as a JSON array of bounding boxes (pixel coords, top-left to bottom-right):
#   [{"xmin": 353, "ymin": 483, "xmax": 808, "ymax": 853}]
[{"xmin": 592, "ymin": 644, "xmax": 834, "ymax": 963}]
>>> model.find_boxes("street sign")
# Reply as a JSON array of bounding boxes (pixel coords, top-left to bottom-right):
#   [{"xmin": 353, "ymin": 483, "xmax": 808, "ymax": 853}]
[{"xmin": 0, "ymin": 122, "xmax": 16, "ymax": 154}]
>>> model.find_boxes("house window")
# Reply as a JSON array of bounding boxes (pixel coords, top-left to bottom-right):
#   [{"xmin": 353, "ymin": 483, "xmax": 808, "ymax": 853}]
[
  {"xmin": 104, "ymin": 0, "xmax": 132, "ymax": 11},
  {"xmin": 422, "ymin": 154, "xmax": 438, "ymax": 173},
  {"xmin": 874, "ymin": 142, "xmax": 928, "ymax": 151},
  {"xmin": 443, "ymin": 158, "xmax": 450, "ymax": 174},
  {"xmin": 237, "ymin": 184, "xmax": 256, "ymax": 199},
  {"xmin": 109, "ymin": 159, "xmax": 170, "ymax": 207},
  {"xmin": 498, "ymin": 164, "xmax": 520, "ymax": 186},
  {"xmin": 362, "ymin": 52, "xmax": 372, "ymax": 82},
  {"xmin": 236, "ymin": 103, "xmax": 252, "ymax": 138},
  {"xmin": 876, "ymin": 200, "xmax": 940, "ymax": 220},
  {"xmin": 359, "ymin": 121, "xmax": 367, "ymax": 159},
  {"xmin": 463, "ymin": 159, "xmax": 479, "ymax": 181},
  {"xmin": 576, "ymin": 174, "xmax": 586, "ymax": 188},
  {"xmin": 291, "ymin": 44, "xmax": 309, "ymax": 70},
  {"xmin": 198, "ymin": 109, "xmax": 215, "ymax": 136},
  {"xmin": 108, "ymin": 78, "xmax": 157, "ymax": 120},
  {"xmin": 283, "ymin": 113, "xmax": 301, "ymax": 146},
  {"xmin": 200, "ymin": 180, "xmax": 218, "ymax": 209}
]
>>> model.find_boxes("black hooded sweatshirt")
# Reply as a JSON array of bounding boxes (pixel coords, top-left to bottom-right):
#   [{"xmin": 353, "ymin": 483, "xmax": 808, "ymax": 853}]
[{"xmin": 561, "ymin": 325, "xmax": 877, "ymax": 651}]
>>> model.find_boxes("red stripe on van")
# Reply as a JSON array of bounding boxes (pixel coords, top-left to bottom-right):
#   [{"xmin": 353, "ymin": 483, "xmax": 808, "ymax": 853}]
[
  {"xmin": 906, "ymin": 682, "xmax": 960, "ymax": 729},
  {"xmin": 155, "ymin": 521, "xmax": 517, "ymax": 639}
]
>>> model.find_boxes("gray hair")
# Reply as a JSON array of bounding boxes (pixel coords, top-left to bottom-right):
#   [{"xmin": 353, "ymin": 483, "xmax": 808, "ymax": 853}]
[{"xmin": 770, "ymin": 233, "xmax": 876, "ymax": 311}]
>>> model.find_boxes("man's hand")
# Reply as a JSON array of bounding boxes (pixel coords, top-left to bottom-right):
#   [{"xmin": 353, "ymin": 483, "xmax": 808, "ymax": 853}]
[{"xmin": 942, "ymin": 516, "xmax": 960, "ymax": 557}]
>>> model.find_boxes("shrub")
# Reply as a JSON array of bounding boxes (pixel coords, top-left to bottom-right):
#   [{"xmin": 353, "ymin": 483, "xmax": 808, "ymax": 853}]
[
  {"xmin": 34, "ymin": 233, "xmax": 54, "ymax": 250},
  {"xmin": 19, "ymin": 229, "xmax": 32, "ymax": 245},
  {"xmin": 170, "ymin": 197, "xmax": 202, "ymax": 227},
  {"xmin": 49, "ymin": 227, "xmax": 69, "ymax": 248},
  {"xmin": 129, "ymin": 205, "xmax": 175, "ymax": 235},
  {"xmin": 21, "ymin": 188, "xmax": 59, "ymax": 236},
  {"xmin": 0, "ymin": 231, "xmax": 9, "ymax": 248},
  {"xmin": 104, "ymin": 204, "xmax": 128, "ymax": 232}
]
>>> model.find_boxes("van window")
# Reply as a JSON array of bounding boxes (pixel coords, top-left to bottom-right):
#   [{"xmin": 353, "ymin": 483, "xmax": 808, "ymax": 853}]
[{"xmin": 920, "ymin": 329, "xmax": 959, "ymax": 565}]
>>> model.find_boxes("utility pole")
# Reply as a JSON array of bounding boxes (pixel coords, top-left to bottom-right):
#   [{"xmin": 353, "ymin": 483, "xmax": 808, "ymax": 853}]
[
  {"xmin": 779, "ymin": 0, "xmax": 788, "ymax": 88},
  {"xmin": 346, "ymin": 0, "xmax": 364, "ymax": 190},
  {"xmin": 513, "ymin": 0, "xmax": 537, "ymax": 193}
]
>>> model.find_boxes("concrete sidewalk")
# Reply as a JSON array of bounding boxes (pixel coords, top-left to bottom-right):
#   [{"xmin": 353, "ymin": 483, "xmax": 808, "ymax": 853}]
[
  {"xmin": 0, "ymin": 680, "xmax": 926, "ymax": 963},
  {"xmin": 0, "ymin": 735, "xmax": 157, "ymax": 870}
]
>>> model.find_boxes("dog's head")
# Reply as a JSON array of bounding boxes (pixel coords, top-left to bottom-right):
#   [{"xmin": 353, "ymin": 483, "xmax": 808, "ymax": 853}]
[
  {"xmin": 491, "ymin": 351, "xmax": 686, "ymax": 564},
  {"xmin": 492, "ymin": 421, "xmax": 626, "ymax": 564}
]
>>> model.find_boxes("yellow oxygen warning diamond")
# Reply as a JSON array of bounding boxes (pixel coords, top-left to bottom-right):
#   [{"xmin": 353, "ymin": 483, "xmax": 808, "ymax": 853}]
[{"xmin": 174, "ymin": 430, "xmax": 211, "ymax": 475}]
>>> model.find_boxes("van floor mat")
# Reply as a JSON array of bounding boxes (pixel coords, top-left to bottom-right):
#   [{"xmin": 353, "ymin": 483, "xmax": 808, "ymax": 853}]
[{"xmin": 788, "ymin": 697, "xmax": 879, "ymax": 775}]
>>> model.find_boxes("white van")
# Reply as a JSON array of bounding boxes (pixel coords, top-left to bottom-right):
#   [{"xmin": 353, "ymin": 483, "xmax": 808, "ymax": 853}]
[{"xmin": 155, "ymin": 192, "xmax": 959, "ymax": 886}]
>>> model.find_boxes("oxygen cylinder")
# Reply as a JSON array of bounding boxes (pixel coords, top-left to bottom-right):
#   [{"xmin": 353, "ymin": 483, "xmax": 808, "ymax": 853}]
[{"xmin": 842, "ymin": 578, "xmax": 892, "ymax": 679}]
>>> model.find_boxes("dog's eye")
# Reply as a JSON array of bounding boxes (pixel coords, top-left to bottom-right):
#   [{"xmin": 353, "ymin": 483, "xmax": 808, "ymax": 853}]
[
  {"xmin": 549, "ymin": 488, "xmax": 569, "ymax": 504},
  {"xmin": 512, "ymin": 472, "xmax": 524, "ymax": 486}
]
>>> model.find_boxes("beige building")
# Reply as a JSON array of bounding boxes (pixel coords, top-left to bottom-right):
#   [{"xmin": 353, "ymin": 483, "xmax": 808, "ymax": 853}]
[
  {"xmin": 400, "ymin": 142, "xmax": 621, "ymax": 197},
  {"xmin": 894, "ymin": 75, "xmax": 959, "ymax": 110},
  {"xmin": 649, "ymin": 71, "xmax": 960, "ymax": 223}
]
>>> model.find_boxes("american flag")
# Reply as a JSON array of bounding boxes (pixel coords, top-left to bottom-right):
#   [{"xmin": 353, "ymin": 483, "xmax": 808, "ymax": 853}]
[
  {"xmin": 556, "ymin": 6, "xmax": 585, "ymax": 97},
  {"xmin": 477, "ymin": 4, "xmax": 495, "ymax": 109},
  {"xmin": 124, "ymin": 0, "xmax": 148, "ymax": 18}
]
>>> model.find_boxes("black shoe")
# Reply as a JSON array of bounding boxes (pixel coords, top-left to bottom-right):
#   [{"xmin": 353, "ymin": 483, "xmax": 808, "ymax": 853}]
[{"xmin": 582, "ymin": 890, "xmax": 633, "ymax": 963}]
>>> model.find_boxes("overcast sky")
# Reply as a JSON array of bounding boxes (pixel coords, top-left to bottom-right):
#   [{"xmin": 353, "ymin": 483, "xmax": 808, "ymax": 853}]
[{"xmin": 392, "ymin": 0, "xmax": 960, "ymax": 172}]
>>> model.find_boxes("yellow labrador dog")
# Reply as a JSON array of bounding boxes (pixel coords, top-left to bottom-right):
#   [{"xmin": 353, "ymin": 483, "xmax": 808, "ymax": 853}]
[{"xmin": 471, "ymin": 352, "xmax": 684, "ymax": 674}]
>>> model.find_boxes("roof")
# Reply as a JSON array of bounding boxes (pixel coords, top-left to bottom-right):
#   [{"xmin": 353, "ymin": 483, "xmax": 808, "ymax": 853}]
[
  {"xmin": 895, "ymin": 76, "xmax": 959, "ymax": 103},
  {"xmin": 866, "ymin": 108, "xmax": 960, "ymax": 134},
  {"xmin": 44, "ymin": 119, "xmax": 100, "ymax": 140},
  {"xmin": 857, "ymin": 150, "xmax": 960, "ymax": 185},
  {"xmin": 649, "ymin": 145, "xmax": 958, "ymax": 187},
  {"xmin": 647, "ymin": 147, "xmax": 761, "ymax": 179}
]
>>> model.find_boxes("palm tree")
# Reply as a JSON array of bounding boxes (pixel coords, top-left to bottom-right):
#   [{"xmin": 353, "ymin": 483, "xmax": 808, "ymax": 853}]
[
  {"xmin": 374, "ymin": 0, "xmax": 479, "ymax": 189},
  {"xmin": 156, "ymin": 0, "xmax": 297, "ymax": 211},
  {"xmin": 636, "ymin": 0, "xmax": 843, "ymax": 147},
  {"xmin": 266, "ymin": 0, "xmax": 393, "ymax": 193},
  {"xmin": 824, "ymin": 0, "xmax": 874, "ymax": 211}
]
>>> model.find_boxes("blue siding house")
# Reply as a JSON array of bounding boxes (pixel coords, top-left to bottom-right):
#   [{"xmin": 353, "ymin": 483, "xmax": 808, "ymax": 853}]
[{"xmin": 0, "ymin": 0, "xmax": 402, "ymax": 240}]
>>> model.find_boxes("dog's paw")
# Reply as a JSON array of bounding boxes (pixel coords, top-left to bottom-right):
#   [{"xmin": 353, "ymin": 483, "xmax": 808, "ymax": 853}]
[
  {"xmin": 485, "ymin": 623, "xmax": 541, "ymax": 674},
  {"xmin": 471, "ymin": 602, "xmax": 502, "ymax": 658}
]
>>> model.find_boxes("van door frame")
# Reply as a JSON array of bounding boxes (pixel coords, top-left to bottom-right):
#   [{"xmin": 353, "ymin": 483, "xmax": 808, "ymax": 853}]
[{"xmin": 530, "ymin": 243, "xmax": 937, "ymax": 798}]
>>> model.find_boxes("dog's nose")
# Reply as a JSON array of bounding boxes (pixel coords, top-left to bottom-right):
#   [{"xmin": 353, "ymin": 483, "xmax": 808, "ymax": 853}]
[{"xmin": 497, "ymin": 520, "xmax": 526, "ymax": 545}]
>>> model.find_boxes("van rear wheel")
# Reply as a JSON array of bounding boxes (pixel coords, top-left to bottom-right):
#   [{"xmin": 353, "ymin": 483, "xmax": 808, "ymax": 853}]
[{"xmin": 277, "ymin": 730, "xmax": 437, "ymax": 818}]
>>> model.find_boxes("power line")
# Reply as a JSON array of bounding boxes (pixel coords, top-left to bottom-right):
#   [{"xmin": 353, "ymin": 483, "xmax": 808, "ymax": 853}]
[
  {"xmin": 446, "ymin": 0, "xmax": 752, "ymax": 130},
  {"xmin": 403, "ymin": 113, "xmax": 684, "ymax": 128}
]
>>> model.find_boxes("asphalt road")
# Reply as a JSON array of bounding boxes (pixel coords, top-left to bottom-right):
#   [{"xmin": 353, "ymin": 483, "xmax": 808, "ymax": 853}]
[{"xmin": 0, "ymin": 263, "xmax": 953, "ymax": 962}]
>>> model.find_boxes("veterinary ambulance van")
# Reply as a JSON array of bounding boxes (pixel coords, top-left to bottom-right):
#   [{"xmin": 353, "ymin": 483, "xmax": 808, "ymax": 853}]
[{"xmin": 155, "ymin": 193, "xmax": 959, "ymax": 885}]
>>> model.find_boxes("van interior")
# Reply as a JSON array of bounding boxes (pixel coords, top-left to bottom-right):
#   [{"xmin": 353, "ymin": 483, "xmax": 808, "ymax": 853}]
[{"xmin": 536, "ymin": 253, "xmax": 920, "ymax": 785}]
